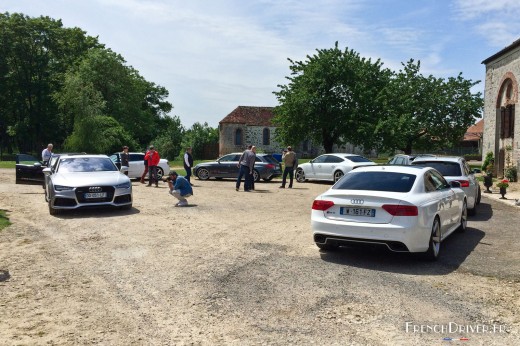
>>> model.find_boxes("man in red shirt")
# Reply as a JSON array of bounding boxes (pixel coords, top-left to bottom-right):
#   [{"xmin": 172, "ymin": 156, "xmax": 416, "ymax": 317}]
[{"xmin": 146, "ymin": 145, "xmax": 161, "ymax": 187}]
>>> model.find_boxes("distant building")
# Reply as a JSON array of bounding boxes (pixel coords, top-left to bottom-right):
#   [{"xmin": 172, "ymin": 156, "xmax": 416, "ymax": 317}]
[
  {"xmin": 482, "ymin": 38, "xmax": 520, "ymax": 176},
  {"xmin": 462, "ymin": 119, "xmax": 484, "ymax": 155},
  {"xmin": 218, "ymin": 106, "xmax": 368, "ymax": 157}
]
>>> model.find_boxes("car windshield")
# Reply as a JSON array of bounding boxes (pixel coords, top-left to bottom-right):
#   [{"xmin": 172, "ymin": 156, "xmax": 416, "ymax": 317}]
[
  {"xmin": 57, "ymin": 157, "xmax": 118, "ymax": 173},
  {"xmin": 345, "ymin": 155, "xmax": 372, "ymax": 163},
  {"xmin": 412, "ymin": 161, "xmax": 462, "ymax": 176},
  {"xmin": 333, "ymin": 171, "xmax": 416, "ymax": 192}
]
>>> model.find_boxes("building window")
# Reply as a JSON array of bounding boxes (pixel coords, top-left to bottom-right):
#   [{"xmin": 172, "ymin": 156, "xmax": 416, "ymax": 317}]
[
  {"xmin": 262, "ymin": 128, "xmax": 270, "ymax": 145},
  {"xmin": 500, "ymin": 105, "xmax": 515, "ymax": 139},
  {"xmin": 235, "ymin": 128, "xmax": 243, "ymax": 146}
]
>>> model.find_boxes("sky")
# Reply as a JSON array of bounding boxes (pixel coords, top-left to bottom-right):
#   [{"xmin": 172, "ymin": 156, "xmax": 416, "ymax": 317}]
[{"xmin": 2, "ymin": 0, "xmax": 520, "ymax": 128}]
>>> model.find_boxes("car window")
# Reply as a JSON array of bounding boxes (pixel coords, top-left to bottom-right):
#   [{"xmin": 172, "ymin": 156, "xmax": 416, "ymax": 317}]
[
  {"xmin": 345, "ymin": 155, "xmax": 372, "ymax": 163},
  {"xmin": 395, "ymin": 157, "xmax": 405, "ymax": 165},
  {"xmin": 109, "ymin": 154, "xmax": 119, "ymax": 163},
  {"xmin": 262, "ymin": 155, "xmax": 279, "ymax": 164},
  {"xmin": 255, "ymin": 157, "xmax": 262, "ymax": 162},
  {"xmin": 463, "ymin": 161, "xmax": 471, "ymax": 175},
  {"xmin": 57, "ymin": 157, "xmax": 118, "ymax": 173},
  {"xmin": 333, "ymin": 171, "xmax": 416, "ymax": 192},
  {"xmin": 424, "ymin": 172, "xmax": 437, "ymax": 192},
  {"xmin": 16, "ymin": 154, "xmax": 41, "ymax": 165},
  {"xmin": 129, "ymin": 154, "xmax": 144, "ymax": 161},
  {"xmin": 429, "ymin": 170, "xmax": 449, "ymax": 190},
  {"xmin": 325, "ymin": 155, "xmax": 344, "ymax": 163},
  {"xmin": 312, "ymin": 155, "xmax": 328, "ymax": 164},
  {"xmin": 388, "ymin": 157, "xmax": 396, "ymax": 164},
  {"xmin": 412, "ymin": 161, "xmax": 462, "ymax": 176},
  {"xmin": 219, "ymin": 154, "xmax": 239, "ymax": 162}
]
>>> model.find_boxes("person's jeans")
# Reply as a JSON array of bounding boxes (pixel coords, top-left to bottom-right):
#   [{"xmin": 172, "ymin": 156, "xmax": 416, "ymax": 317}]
[
  {"xmin": 185, "ymin": 167, "xmax": 192, "ymax": 183},
  {"xmin": 281, "ymin": 167, "xmax": 294, "ymax": 187},
  {"xmin": 236, "ymin": 165, "xmax": 251, "ymax": 190},
  {"xmin": 141, "ymin": 165, "xmax": 149, "ymax": 183},
  {"xmin": 170, "ymin": 189, "xmax": 192, "ymax": 203},
  {"xmin": 148, "ymin": 165, "xmax": 158, "ymax": 185}
]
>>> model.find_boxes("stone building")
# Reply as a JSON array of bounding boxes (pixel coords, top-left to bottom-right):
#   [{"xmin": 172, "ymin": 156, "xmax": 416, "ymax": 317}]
[{"xmin": 482, "ymin": 38, "xmax": 520, "ymax": 177}]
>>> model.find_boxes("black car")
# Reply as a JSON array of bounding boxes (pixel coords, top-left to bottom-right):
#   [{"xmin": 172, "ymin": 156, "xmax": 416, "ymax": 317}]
[
  {"xmin": 15, "ymin": 154, "xmax": 45, "ymax": 185},
  {"xmin": 194, "ymin": 153, "xmax": 282, "ymax": 182}
]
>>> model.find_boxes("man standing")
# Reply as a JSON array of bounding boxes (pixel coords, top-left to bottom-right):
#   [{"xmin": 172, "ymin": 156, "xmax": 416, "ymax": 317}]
[
  {"xmin": 147, "ymin": 145, "xmax": 160, "ymax": 187},
  {"xmin": 280, "ymin": 146, "xmax": 297, "ymax": 188},
  {"xmin": 41, "ymin": 143, "xmax": 53, "ymax": 166},
  {"xmin": 140, "ymin": 148, "xmax": 149, "ymax": 184},
  {"xmin": 183, "ymin": 147, "xmax": 194, "ymax": 185},
  {"xmin": 167, "ymin": 171, "xmax": 193, "ymax": 207},
  {"xmin": 121, "ymin": 146, "xmax": 129, "ymax": 176},
  {"xmin": 236, "ymin": 145, "xmax": 256, "ymax": 192}
]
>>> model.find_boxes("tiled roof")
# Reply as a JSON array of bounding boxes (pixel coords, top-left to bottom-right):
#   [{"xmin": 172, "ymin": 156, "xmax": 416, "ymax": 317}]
[
  {"xmin": 219, "ymin": 106, "xmax": 275, "ymax": 126},
  {"xmin": 464, "ymin": 119, "xmax": 484, "ymax": 141}
]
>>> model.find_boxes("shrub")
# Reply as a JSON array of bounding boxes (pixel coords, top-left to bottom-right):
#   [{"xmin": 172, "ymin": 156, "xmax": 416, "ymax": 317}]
[
  {"xmin": 505, "ymin": 166, "xmax": 518, "ymax": 182},
  {"xmin": 481, "ymin": 151, "xmax": 494, "ymax": 173}
]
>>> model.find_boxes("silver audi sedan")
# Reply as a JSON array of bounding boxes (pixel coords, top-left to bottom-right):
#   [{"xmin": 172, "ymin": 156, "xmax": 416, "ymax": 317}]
[{"xmin": 43, "ymin": 154, "xmax": 132, "ymax": 215}]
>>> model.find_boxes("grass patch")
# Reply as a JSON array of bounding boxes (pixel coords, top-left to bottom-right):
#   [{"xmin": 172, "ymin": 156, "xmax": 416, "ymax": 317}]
[
  {"xmin": 0, "ymin": 210, "xmax": 11, "ymax": 231},
  {"xmin": 0, "ymin": 161, "xmax": 15, "ymax": 169}
]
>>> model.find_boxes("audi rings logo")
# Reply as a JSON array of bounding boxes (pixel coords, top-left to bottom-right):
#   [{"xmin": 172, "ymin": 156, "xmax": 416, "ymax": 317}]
[
  {"xmin": 350, "ymin": 199, "xmax": 364, "ymax": 205},
  {"xmin": 89, "ymin": 186, "xmax": 102, "ymax": 192}
]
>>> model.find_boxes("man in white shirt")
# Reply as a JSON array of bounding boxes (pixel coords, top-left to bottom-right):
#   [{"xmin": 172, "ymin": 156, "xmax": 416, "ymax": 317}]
[{"xmin": 41, "ymin": 143, "xmax": 53, "ymax": 165}]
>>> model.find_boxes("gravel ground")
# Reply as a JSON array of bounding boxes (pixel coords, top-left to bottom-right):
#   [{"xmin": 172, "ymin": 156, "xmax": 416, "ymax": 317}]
[{"xmin": 0, "ymin": 168, "xmax": 519, "ymax": 345}]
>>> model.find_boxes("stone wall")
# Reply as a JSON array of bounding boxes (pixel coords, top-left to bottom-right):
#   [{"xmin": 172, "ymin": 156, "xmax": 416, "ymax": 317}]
[{"xmin": 482, "ymin": 45, "xmax": 520, "ymax": 177}]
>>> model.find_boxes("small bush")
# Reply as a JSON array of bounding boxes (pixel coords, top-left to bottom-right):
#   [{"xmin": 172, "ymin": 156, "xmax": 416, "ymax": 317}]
[{"xmin": 505, "ymin": 166, "xmax": 518, "ymax": 182}]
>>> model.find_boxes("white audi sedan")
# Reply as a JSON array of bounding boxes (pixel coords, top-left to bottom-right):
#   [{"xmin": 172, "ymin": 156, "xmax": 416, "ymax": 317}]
[
  {"xmin": 43, "ymin": 154, "xmax": 133, "ymax": 215},
  {"xmin": 311, "ymin": 165, "xmax": 467, "ymax": 260},
  {"xmin": 296, "ymin": 153, "xmax": 376, "ymax": 183}
]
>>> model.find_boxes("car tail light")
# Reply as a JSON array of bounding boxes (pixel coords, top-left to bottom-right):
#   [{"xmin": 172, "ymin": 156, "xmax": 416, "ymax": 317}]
[
  {"xmin": 266, "ymin": 164, "xmax": 275, "ymax": 169},
  {"xmin": 455, "ymin": 180, "xmax": 470, "ymax": 187},
  {"xmin": 382, "ymin": 204, "xmax": 418, "ymax": 216},
  {"xmin": 312, "ymin": 200, "xmax": 335, "ymax": 211}
]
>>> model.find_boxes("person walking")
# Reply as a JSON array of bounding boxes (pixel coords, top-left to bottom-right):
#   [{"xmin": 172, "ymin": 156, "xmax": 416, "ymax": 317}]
[
  {"xmin": 236, "ymin": 145, "xmax": 256, "ymax": 192},
  {"xmin": 280, "ymin": 146, "xmax": 297, "ymax": 188},
  {"xmin": 183, "ymin": 147, "xmax": 194, "ymax": 185},
  {"xmin": 121, "ymin": 146, "xmax": 129, "ymax": 176},
  {"xmin": 167, "ymin": 171, "xmax": 193, "ymax": 207},
  {"xmin": 147, "ymin": 145, "xmax": 160, "ymax": 187},
  {"xmin": 140, "ymin": 148, "xmax": 150, "ymax": 184},
  {"xmin": 41, "ymin": 143, "xmax": 53, "ymax": 166}
]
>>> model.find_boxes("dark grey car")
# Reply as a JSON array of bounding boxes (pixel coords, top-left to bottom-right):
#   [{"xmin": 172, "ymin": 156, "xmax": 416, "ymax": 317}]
[{"xmin": 194, "ymin": 153, "xmax": 282, "ymax": 182}]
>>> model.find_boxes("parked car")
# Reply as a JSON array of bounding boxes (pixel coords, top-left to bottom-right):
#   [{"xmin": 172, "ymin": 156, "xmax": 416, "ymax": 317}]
[
  {"xmin": 387, "ymin": 154, "xmax": 435, "ymax": 165},
  {"xmin": 110, "ymin": 152, "xmax": 170, "ymax": 180},
  {"xmin": 311, "ymin": 165, "xmax": 467, "ymax": 260},
  {"xmin": 41, "ymin": 154, "xmax": 132, "ymax": 215},
  {"xmin": 411, "ymin": 156, "xmax": 481, "ymax": 215},
  {"xmin": 295, "ymin": 153, "xmax": 376, "ymax": 183},
  {"xmin": 194, "ymin": 153, "xmax": 282, "ymax": 182}
]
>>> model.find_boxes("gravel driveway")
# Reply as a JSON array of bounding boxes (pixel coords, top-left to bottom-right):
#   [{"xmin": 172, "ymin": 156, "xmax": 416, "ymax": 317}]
[{"xmin": 0, "ymin": 168, "xmax": 518, "ymax": 345}]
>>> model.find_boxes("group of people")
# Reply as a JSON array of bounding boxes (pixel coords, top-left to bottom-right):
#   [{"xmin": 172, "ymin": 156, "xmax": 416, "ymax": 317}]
[{"xmin": 235, "ymin": 145, "xmax": 297, "ymax": 191}]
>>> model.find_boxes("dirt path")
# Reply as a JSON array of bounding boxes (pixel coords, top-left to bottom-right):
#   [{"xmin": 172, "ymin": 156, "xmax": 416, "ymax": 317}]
[{"xmin": 0, "ymin": 169, "xmax": 518, "ymax": 345}]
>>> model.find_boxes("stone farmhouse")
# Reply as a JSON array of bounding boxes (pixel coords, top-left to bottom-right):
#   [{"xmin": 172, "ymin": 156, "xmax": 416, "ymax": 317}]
[
  {"xmin": 218, "ymin": 106, "xmax": 367, "ymax": 157},
  {"xmin": 482, "ymin": 38, "xmax": 520, "ymax": 177}
]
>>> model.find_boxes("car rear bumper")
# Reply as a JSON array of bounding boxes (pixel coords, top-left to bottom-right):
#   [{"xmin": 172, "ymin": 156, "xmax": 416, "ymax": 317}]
[{"xmin": 311, "ymin": 217, "xmax": 431, "ymax": 253}]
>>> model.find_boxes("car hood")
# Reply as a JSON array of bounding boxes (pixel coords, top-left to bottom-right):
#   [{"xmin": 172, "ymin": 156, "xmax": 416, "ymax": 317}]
[{"xmin": 52, "ymin": 172, "xmax": 130, "ymax": 186}]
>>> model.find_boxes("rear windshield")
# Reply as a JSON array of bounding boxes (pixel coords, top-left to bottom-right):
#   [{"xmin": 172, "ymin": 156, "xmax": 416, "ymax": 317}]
[
  {"xmin": 412, "ymin": 161, "xmax": 461, "ymax": 176},
  {"xmin": 262, "ymin": 155, "xmax": 280, "ymax": 164},
  {"xmin": 333, "ymin": 171, "xmax": 416, "ymax": 192},
  {"xmin": 345, "ymin": 155, "xmax": 372, "ymax": 163}
]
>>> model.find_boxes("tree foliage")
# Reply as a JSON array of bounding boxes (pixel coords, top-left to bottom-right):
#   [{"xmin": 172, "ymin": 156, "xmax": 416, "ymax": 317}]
[
  {"xmin": 180, "ymin": 122, "xmax": 219, "ymax": 159},
  {"xmin": 273, "ymin": 42, "xmax": 391, "ymax": 153},
  {"xmin": 152, "ymin": 115, "xmax": 185, "ymax": 161}
]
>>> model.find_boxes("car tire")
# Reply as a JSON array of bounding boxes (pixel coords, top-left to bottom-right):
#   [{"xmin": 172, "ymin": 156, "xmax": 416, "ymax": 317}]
[
  {"xmin": 44, "ymin": 188, "xmax": 49, "ymax": 202},
  {"xmin": 457, "ymin": 201, "xmax": 468, "ymax": 233},
  {"xmin": 295, "ymin": 168, "xmax": 306, "ymax": 183},
  {"xmin": 423, "ymin": 217, "xmax": 441, "ymax": 261},
  {"xmin": 156, "ymin": 167, "xmax": 164, "ymax": 180},
  {"xmin": 263, "ymin": 176, "xmax": 273, "ymax": 182},
  {"xmin": 48, "ymin": 201, "xmax": 60, "ymax": 216},
  {"xmin": 316, "ymin": 242, "xmax": 339, "ymax": 251},
  {"xmin": 476, "ymin": 186, "xmax": 481, "ymax": 205},
  {"xmin": 253, "ymin": 169, "xmax": 260, "ymax": 182},
  {"xmin": 333, "ymin": 170, "xmax": 344, "ymax": 182},
  {"xmin": 197, "ymin": 168, "xmax": 210, "ymax": 180}
]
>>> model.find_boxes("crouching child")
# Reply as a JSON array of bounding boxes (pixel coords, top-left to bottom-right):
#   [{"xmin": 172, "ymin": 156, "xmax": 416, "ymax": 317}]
[{"xmin": 166, "ymin": 171, "xmax": 193, "ymax": 207}]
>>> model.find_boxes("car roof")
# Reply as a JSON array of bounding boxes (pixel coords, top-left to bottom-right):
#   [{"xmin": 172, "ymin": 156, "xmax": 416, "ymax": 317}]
[
  {"xmin": 353, "ymin": 165, "xmax": 430, "ymax": 174},
  {"xmin": 412, "ymin": 155, "xmax": 463, "ymax": 163}
]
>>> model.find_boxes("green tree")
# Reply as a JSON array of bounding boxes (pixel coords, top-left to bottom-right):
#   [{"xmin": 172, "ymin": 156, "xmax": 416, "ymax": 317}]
[
  {"xmin": 376, "ymin": 60, "xmax": 483, "ymax": 154},
  {"xmin": 180, "ymin": 122, "xmax": 219, "ymax": 159},
  {"xmin": 273, "ymin": 42, "xmax": 391, "ymax": 153},
  {"xmin": 0, "ymin": 12, "xmax": 101, "ymax": 153},
  {"xmin": 152, "ymin": 116, "xmax": 185, "ymax": 160}
]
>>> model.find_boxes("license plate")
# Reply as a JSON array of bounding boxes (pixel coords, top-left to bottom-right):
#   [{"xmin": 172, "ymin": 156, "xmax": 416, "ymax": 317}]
[
  {"xmin": 340, "ymin": 207, "xmax": 375, "ymax": 217},
  {"xmin": 84, "ymin": 192, "xmax": 107, "ymax": 199}
]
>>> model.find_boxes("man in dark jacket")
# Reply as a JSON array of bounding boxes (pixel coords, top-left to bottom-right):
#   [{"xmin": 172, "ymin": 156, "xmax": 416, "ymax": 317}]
[{"xmin": 183, "ymin": 147, "xmax": 194, "ymax": 185}]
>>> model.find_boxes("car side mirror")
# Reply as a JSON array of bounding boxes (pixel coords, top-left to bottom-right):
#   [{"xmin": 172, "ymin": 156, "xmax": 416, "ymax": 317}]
[
  {"xmin": 120, "ymin": 166, "xmax": 128, "ymax": 174},
  {"xmin": 472, "ymin": 168, "xmax": 481, "ymax": 174},
  {"xmin": 450, "ymin": 181, "xmax": 461, "ymax": 188},
  {"xmin": 34, "ymin": 162, "xmax": 42, "ymax": 167}
]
